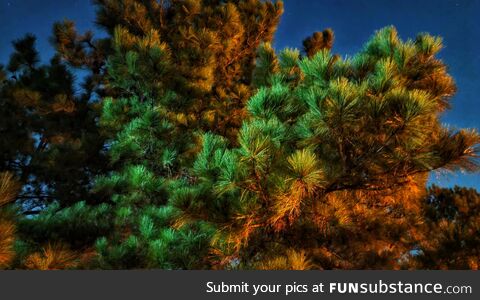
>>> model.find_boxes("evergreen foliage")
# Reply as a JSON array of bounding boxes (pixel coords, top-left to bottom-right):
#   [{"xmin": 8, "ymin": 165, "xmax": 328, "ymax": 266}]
[
  {"xmin": 0, "ymin": 1, "xmax": 479, "ymax": 270},
  {"xmin": 0, "ymin": 172, "xmax": 20, "ymax": 269},
  {"xmin": 412, "ymin": 185, "xmax": 480, "ymax": 269},
  {"xmin": 303, "ymin": 29, "xmax": 335, "ymax": 57},
  {"xmin": 23, "ymin": 243, "xmax": 81, "ymax": 270},
  {"xmin": 29, "ymin": 0, "xmax": 283, "ymax": 269},
  {"xmin": 53, "ymin": 0, "xmax": 284, "ymax": 141},
  {"xmin": 172, "ymin": 27, "xmax": 480, "ymax": 269},
  {"xmin": 0, "ymin": 35, "xmax": 106, "ymax": 209},
  {"xmin": 72, "ymin": 0, "xmax": 283, "ymax": 269},
  {"xmin": 0, "ymin": 35, "xmax": 107, "ymax": 267},
  {"xmin": 92, "ymin": 86, "xmax": 214, "ymax": 268}
]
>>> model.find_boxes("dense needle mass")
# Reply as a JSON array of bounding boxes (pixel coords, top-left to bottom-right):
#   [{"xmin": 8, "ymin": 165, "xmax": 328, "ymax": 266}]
[{"xmin": 0, "ymin": 0, "xmax": 478, "ymax": 270}]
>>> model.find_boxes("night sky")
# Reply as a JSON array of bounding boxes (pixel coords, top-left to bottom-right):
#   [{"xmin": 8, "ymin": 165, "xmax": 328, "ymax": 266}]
[{"xmin": 1, "ymin": 0, "xmax": 479, "ymax": 188}]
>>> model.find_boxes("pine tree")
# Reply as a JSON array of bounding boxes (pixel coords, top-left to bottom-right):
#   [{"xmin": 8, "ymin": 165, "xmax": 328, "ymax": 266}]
[
  {"xmin": 172, "ymin": 27, "xmax": 480, "ymax": 269},
  {"xmin": 0, "ymin": 172, "xmax": 20, "ymax": 269},
  {"xmin": 303, "ymin": 29, "xmax": 335, "ymax": 58},
  {"xmin": 2, "ymin": 2, "xmax": 479, "ymax": 271},
  {"xmin": 53, "ymin": 0, "xmax": 284, "ymax": 141},
  {"xmin": 0, "ymin": 35, "xmax": 106, "ymax": 210},
  {"xmin": 407, "ymin": 185, "xmax": 480, "ymax": 269},
  {"xmin": 0, "ymin": 35, "xmax": 108, "ymax": 266},
  {"xmin": 59, "ymin": 0, "xmax": 283, "ymax": 269},
  {"xmin": 92, "ymin": 33, "xmax": 210, "ymax": 268},
  {"xmin": 29, "ymin": 0, "xmax": 283, "ymax": 269}
]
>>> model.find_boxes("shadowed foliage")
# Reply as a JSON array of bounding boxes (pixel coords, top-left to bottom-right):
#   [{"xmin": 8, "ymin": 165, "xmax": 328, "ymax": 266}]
[
  {"xmin": 409, "ymin": 185, "xmax": 480, "ymax": 269},
  {"xmin": 0, "ymin": 35, "xmax": 106, "ymax": 210}
]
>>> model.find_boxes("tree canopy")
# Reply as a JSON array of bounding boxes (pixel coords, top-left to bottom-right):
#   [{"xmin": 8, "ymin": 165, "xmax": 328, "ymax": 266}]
[{"xmin": 0, "ymin": 1, "xmax": 479, "ymax": 270}]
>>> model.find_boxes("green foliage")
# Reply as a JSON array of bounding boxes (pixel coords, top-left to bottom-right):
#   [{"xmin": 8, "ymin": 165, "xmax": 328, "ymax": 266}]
[
  {"xmin": 2, "ymin": 1, "xmax": 480, "ymax": 271},
  {"xmin": 77, "ymin": 0, "xmax": 285, "ymax": 269},
  {"xmin": 174, "ymin": 26, "xmax": 480, "ymax": 269},
  {"xmin": 18, "ymin": 201, "xmax": 112, "ymax": 249},
  {"xmin": 54, "ymin": 0, "xmax": 284, "ymax": 141}
]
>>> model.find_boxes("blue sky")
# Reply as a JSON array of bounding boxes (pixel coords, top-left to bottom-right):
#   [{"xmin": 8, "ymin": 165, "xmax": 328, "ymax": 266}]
[{"xmin": 1, "ymin": 0, "xmax": 479, "ymax": 188}]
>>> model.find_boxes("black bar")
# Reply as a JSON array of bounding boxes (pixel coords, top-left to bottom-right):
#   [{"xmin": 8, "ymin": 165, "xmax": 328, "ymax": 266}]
[{"xmin": 0, "ymin": 271, "xmax": 478, "ymax": 299}]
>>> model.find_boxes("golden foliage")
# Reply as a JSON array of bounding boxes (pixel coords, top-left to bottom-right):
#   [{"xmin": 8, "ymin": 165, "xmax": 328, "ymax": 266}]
[
  {"xmin": 0, "ymin": 172, "xmax": 20, "ymax": 208},
  {"xmin": 24, "ymin": 244, "xmax": 80, "ymax": 270},
  {"xmin": 0, "ymin": 172, "xmax": 19, "ymax": 269},
  {"xmin": 225, "ymin": 213, "xmax": 262, "ymax": 252},
  {"xmin": 256, "ymin": 249, "xmax": 315, "ymax": 270},
  {"xmin": 51, "ymin": 94, "xmax": 76, "ymax": 113},
  {"xmin": 76, "ymin": 248, "xmax": 98, "ymax": 269},
  {"xmin": 271, "ymin": 149, "xmax": 325, "ymax": 227},
  {"xmin": 303, "ymin": 29, "xmax": 335, "ymax": 57},
  {"xmin": 0, "ymin": 219, "xmax": 15, "ymax": 269}
]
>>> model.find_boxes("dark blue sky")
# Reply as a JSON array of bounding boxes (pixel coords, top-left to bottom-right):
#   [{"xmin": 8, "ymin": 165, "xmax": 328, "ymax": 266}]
[{"xmin": 1, "ymin": 0, "xmax": 479, "ymax": 188}]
